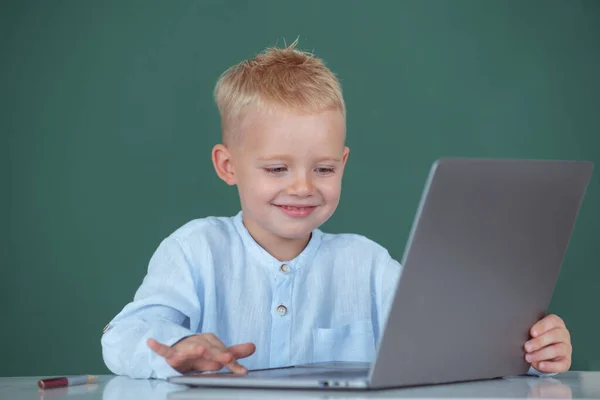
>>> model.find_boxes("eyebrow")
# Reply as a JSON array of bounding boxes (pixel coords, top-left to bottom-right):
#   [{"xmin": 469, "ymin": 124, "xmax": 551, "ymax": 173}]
[
  {"xmin": 314, "ymin": 157, "xmax": 342, "ymax": 163},
  {"xmin": 257, "ymin": 155, "xmax": 341, "ymax": 163},
  {"xmin": 257, "ymin": 155, "xmax": 292, "ymax": 161}
]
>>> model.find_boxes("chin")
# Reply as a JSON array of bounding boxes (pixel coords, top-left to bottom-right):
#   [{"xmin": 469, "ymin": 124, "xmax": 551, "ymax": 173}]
[
  {"xmin": 275, "ymin": 229, "xmax": 313, "ymax": 240},
  {"xmin": 270, "ymin": 222, "xmax": 318, "ymax": 240}
]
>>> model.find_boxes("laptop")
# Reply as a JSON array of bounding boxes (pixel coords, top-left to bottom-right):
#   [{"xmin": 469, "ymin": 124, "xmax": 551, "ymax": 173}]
[{"xmin": 168, "ymin": 158, "xmax": 593, "ymax": 390}]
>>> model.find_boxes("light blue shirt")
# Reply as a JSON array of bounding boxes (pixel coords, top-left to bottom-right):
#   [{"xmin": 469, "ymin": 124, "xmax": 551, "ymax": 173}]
[{"xmin": 101, "ymin": 211, "xmax": 544, "ymax": 379}]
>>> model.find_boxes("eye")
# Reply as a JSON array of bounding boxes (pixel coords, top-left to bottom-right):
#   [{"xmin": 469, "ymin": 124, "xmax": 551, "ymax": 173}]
[
  {"xmin": 315, "ymin": 167, "xmax": 335, "ymax": 175},
  {"xmin": 264, "ymin": 167, "xmax": 287, "ymax": 174}
]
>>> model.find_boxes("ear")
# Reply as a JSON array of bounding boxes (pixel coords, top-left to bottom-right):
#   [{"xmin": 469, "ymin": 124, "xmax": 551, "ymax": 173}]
[
  {"xmin": 342, "ymin": 146, "xmax": 350, "ymax": 167},
  {"xmin": 212, "ymin": 144, "xmax": 237, "ymax": 185}
]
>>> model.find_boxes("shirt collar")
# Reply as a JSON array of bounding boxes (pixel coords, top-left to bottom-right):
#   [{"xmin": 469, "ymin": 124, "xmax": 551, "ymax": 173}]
[{"xmin": 232, "ymin": 210, "xmax": 322, "ymax": 273}]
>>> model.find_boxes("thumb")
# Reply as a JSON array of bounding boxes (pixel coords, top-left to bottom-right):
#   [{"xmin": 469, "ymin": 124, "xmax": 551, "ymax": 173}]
[
  {"xmin": 531, "ymin": 360, "xmax": 543, "ymax": 372},
  {"xmin": 147, "ymin": 338, "xmax": 175, "ymax": 359}
]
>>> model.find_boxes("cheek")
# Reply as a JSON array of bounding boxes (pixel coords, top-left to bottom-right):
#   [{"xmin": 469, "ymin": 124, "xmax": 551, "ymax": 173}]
[
  {"xmin": 318, "ymin": 179, "xmax": 342, "ymax": 201},
  {"xmin": 240, "ymin": 174, "xmax": 281, "ymax": 199},
  {"xmin": 237, "ymin": 172, "xmax": 261, "ymax": 199}
]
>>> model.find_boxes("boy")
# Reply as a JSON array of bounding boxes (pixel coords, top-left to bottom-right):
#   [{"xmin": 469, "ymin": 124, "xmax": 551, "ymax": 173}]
[{"xmin": 101, "ymin": 41, "xmax": 572, "ymax": 379}]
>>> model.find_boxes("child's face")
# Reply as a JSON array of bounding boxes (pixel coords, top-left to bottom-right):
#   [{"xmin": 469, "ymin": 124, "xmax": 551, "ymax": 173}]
[{"xmin": 224, "ymin": 106, "xmax": 349, "ymax": 243}]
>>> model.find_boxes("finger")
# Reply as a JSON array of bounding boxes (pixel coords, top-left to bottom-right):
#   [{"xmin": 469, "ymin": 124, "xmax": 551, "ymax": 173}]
[
  {"xmin": 194, "ymin": 342, "xmax": 233, "ymax": 364},
  {"xmin": 147, "ymin": 338, "xmax": 175, "ymax": 359},
  {"xmin": 202, "ymin": 337, "xmax": 250, "ymax": 374},
  {"xmin": 525, "ymin": 327, "xmax": 570, "ymax": 353},
  {"xmin": 222, "ymin": 343, "xmax": 255, "ymax": 375},
  {"xmin": 530, "ymin": 314, "xmax": 566, "ymax": 338},
  {"xmin": 526, "ymin": 342, "xmax": 571, "ymax": 364},
  {"xmin": 224, "ymin": 361, "xmax": 247, "ymax": 375},
  {"xmin": 223, "ymin": 358, "xmax": 249, "ymax": 375},
  {"xmin": 228, "ymin": 343, "xmax": 256, "ymax": 359},
  {"xmin": 168, "ymin": 345, "xmax": 206, "ymax": 368},
  {"xmin": 192, "ymin": 359, "xmax": 224, "ymax": 372},
  {"xmin": 202, "ymin": 334, "xmax": 235, "ymax": 364},
  {"xmin": 533, "ymin": 358, "xmax": 572, "ymax": 374},
  {"xmin": 206, "ymin": 346, "xmax": 234, "ymax": 364}
]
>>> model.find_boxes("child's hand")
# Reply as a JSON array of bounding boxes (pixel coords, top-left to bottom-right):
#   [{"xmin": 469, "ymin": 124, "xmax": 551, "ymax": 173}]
[
  {"xmin": 524, "ymin": 314, "xmax": 572, "ymax": 374},
  {"xmin": 147, "ymin": 334, "xmax": 256, "ymax": 375}
]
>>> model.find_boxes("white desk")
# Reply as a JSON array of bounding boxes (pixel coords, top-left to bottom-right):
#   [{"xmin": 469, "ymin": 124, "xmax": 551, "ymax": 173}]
[{"xmin": 1, "ymin": 372, "xmax": 598, "ymax": 400}]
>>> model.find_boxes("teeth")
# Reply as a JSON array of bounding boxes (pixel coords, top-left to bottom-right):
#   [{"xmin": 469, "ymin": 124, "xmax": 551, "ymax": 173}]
[{"xmin": 280, "ymin": 205, "xmax": 309, "ymax": 210}]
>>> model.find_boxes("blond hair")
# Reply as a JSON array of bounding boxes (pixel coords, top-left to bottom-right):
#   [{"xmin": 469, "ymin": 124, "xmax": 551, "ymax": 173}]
[{"xmin": 214, "ymin": 39, "xmax": 345, "ymax": 144}]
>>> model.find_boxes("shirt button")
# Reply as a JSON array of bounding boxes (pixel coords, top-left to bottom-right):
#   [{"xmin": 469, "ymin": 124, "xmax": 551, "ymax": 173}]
[
  {"xmin": 280, "ymin": 264, "xmax": 290, "ymax": 273},
  {"xmin": 276, "ymin": 305, "xmax": 287, "ymax": 316}
]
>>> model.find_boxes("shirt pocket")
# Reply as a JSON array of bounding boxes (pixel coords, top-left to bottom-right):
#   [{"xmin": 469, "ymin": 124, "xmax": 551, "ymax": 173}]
[{"xmin": 312, "ymin": 320, "xmax": 376, "ymax": 363}]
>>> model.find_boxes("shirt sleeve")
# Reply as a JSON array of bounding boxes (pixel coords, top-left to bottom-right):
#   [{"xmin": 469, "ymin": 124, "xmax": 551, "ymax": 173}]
[
  {"xmin": 526, "ymin": 365, "xmax": 558, "ymax": 377},
  {"xmin": 101, "ymin": 236, "xmax": 202, "ymax": 379}
]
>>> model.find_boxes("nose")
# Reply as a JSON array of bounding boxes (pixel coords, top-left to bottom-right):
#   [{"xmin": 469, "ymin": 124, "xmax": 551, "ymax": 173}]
[{"xmin": 288, "ymin": 172, "xmax": 314, "ymax": 197}]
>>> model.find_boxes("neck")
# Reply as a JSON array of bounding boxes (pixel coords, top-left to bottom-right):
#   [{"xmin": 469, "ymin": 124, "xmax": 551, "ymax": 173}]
[{"xmin": 242, "ymin": 216, "xmax": 311, "ymax": 261}]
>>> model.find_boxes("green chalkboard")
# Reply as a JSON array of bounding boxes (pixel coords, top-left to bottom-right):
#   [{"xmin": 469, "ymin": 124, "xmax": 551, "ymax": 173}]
[{"xmin": 2, "ymin": 0, "xmax": 599, "ymax": 376}]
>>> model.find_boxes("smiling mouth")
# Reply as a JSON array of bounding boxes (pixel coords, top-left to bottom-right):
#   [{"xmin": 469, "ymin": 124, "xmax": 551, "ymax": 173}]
[
  {"xmin": 274, "ymin": 204, "xmax": 318, "ymax": 217},
  {"xmin": 275, "ymin": 205, "xmax": 317, "ymax": 210}
]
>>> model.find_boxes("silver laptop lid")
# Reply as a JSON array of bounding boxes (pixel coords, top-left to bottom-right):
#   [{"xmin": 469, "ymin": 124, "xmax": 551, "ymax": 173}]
[{"xmin": 369, "ymin": 158, "xmax": 593, "ymax": 388}]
